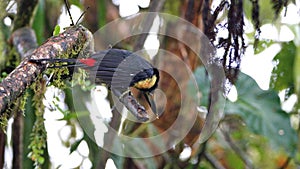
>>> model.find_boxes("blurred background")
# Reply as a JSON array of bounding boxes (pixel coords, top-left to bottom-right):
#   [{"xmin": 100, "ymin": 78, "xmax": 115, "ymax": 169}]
[{"xmin": 0, "ymin": 0, "xmax": 300, "ymax": 168}]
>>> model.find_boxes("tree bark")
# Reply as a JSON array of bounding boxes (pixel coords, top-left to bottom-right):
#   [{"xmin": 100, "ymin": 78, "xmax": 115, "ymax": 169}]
[
  {"xmin": 0, "ymin": 128, "xmax": 5, "ymax": 169},
  {"xmin": 0, "ymin": 25, "xmax": 93, "ymax": 115}
]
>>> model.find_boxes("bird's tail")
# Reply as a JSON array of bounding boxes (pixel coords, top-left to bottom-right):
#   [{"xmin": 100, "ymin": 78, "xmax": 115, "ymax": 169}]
[{"xmin": 28, "ymin": 58, "xmax": 96, "ymax": 68}]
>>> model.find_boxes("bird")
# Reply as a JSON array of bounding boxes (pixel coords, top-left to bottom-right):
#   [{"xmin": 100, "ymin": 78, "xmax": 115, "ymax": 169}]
[{"xmin": 29, "ymin": 48, "xmax": 160, "ymax": 122}]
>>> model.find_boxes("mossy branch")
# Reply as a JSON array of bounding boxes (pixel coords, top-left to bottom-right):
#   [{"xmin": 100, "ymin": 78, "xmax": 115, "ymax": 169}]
[{"xmin": 0, "ymin": 25, "xmax": 93, "ymax": 116}]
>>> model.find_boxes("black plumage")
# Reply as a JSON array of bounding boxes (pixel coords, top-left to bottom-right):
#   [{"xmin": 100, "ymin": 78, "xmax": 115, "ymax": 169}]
[
  {"xmin": 29, "ymin": 49, "xmax": 160, "ymax": 121},
  {"xmin": 88, "ymin": 49, "xmax": 158, "ymax": 92}
]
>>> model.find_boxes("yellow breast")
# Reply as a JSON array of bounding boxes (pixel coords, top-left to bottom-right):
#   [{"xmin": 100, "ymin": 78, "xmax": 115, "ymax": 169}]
[{"xmin": 134, "ymin": 75, "xmax": 157, "ymax": 90}]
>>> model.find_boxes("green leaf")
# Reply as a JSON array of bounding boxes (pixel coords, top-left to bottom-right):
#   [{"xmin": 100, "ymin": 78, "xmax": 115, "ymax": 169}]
[
  {"xmin": 23, "ymin": 89, "xmax": 36, "ymax": 168},
  {"xmin": 190, "ymin": 67, "xmax": 210, "ymax": 107},
  {"xmin": 37, "ymin": 156, "xmax": 45, "ymax": 165},
  {"xmin": 226, "ymin": 151, "xmax": 244, "ymax": 169},
  {"xmin": 98, "ymin": 0, "xmax": 107, "ymax": 28},
  {"xmin": 110, "ymin": 135, "xmax": 158, "ymax": 169},
  {"xmin": 294, "ymin": 39, "xmax": 300, "ymax": 98},
  {"xmin": 53, "ymin": 25, "xmax": 61, "ymax": 36},
  {"xmin": 270, "ymin": 41, "xmax": 297, "ymax": 93},
  {"xmin": 243, "ymin": 0, "xmax": 274, "ymax": 25},
  {"xmin": 225, "ymin": 73, "xmax": 298, "ymax": 156},
  {"xmin": 69, "ymin": 0, "xmax": 83, "ymax": 9},
  {"xmin": 70, "ymin": 138, "xmax": 83, "ymax": 154},
  {"xmin": 253, "ymin": 40, "xmax": 274, "ymax": 54},
  {"xmin": 82, "ymin": 133, "xmax": 101, "ymax": 168},
  {"xmin": 164, "ymin": 0, "xmax": 181, "ymax": 16},
  {"xmin": 110, "ymin": 154, "xmax": 125, "ymax": 169},
  {"xmin": 0, "ymin": 20, "xmax": 8, "ymax": 71},
  {"xmin": 32, "ymin": 0, "xmax": 46, "ymax": 44}
]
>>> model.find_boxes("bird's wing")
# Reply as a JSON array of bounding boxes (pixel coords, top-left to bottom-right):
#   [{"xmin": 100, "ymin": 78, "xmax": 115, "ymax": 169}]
[{"xmin": 89, "ymin": 49, "xmax": 154, "ymax": 90}]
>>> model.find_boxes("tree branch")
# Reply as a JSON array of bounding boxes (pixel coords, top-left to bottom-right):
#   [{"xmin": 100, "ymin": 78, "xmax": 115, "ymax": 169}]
[
  {"xmin": 221, "ymin": 129, "xmax": 254, "ymax": 169},
  {"xmin": 13, "ymin": 0, "xmax": 38, "ymax": 31},
  {"xmin": 204, "ymin": 152, "xmax": 226, "ymax": 169},
  {"xmin": 0, "ymin": 129, "xmax": 4, "ymax": 168},
  {"xmin": 133, "ymin": 0, "xmax": 166, "ymax": 51},
  {"xmin": 0, "ymin": 25, "xmax": 93, "ymax": 115},
  {"xmin": 12, "ymin": 106, "xmax": 23, "ymax": 169},
  {"xmin": 11, "ymin": 27, "xmax": 38, "ymax": 58}
]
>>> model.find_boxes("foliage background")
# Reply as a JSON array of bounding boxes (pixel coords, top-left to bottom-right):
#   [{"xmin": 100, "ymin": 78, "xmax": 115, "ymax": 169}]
[{"xmin": 0, "ymin": 0, "xmax": 299, "ymax": 168}]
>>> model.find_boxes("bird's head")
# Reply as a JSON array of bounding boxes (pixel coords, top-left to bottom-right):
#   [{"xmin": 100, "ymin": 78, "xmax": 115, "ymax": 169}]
[{"xmin": 131, "ymin": 68, "xmax": 160, "ymax": 117}]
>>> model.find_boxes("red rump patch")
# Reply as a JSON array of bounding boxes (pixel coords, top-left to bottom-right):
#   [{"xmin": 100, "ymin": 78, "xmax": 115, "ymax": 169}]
[{"xmin": 79, "ymin": 58, "xmax": 96, "ymax": 67}]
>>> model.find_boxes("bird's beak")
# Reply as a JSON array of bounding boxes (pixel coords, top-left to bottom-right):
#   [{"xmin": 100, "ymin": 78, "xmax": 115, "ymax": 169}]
[{"xmin": 144, "ymin": 92, "xmax": 159, "ymax": 119}]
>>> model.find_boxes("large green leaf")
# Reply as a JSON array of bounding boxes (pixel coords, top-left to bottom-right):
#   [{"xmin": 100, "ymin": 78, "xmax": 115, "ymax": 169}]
[
  {"xmin": 270, "ymin": 41, "xmax": 297, "ymax": 93},
  {"xmin": 193, "ymin": 67, "xmax": 298, "ymax": 156},
  {"xmin": 243, "ymin": 0, "xmax": 274, "ymax": 25},
  {"xmin": 225, "ymin": 73, "xmax": 298, "ymax": 156},
  {"xmin": 190, "ymin": 67, "xmax": 210, "ymax": 107},
  {"xmin": 293, "ymin": 32, "xmax": 300, "ymax": 99},
  {"xmin": 23, "ymin": 90, "xmax": 36, "ymax": 168},
  {"xmin": 109, "ymin": 135, "xmax": 158, "ymax": 169},
  {"xmin": 32, "ymin": 0, "xmax": 46, "ymax": 44}
]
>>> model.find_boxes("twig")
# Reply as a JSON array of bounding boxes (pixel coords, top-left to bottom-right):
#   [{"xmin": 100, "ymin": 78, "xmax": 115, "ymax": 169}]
[
  {"xmin": 204, "ymin": 152, "xmax": 226, "ymax": 169},
  {"xmin": 0, "ymin": 25, "xmax": 93, "ymax": 115},
  {"xmin": 11, "ymin": 27, "xmax": 38, "ymax": 58},
  {"xmin": 221, "ymin": 129, "xmax": 254, "ymax": 169},
  {"xmin": 64, "ymin": 0, "xmax": 75, "ymax": 26},
  {"xmin": 192, "ymin": 141, "xmax": 207, "ymax": 169},
  {"xmin": 12, "ymin": 106, "xmax": 23, "ymax": 169}
]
